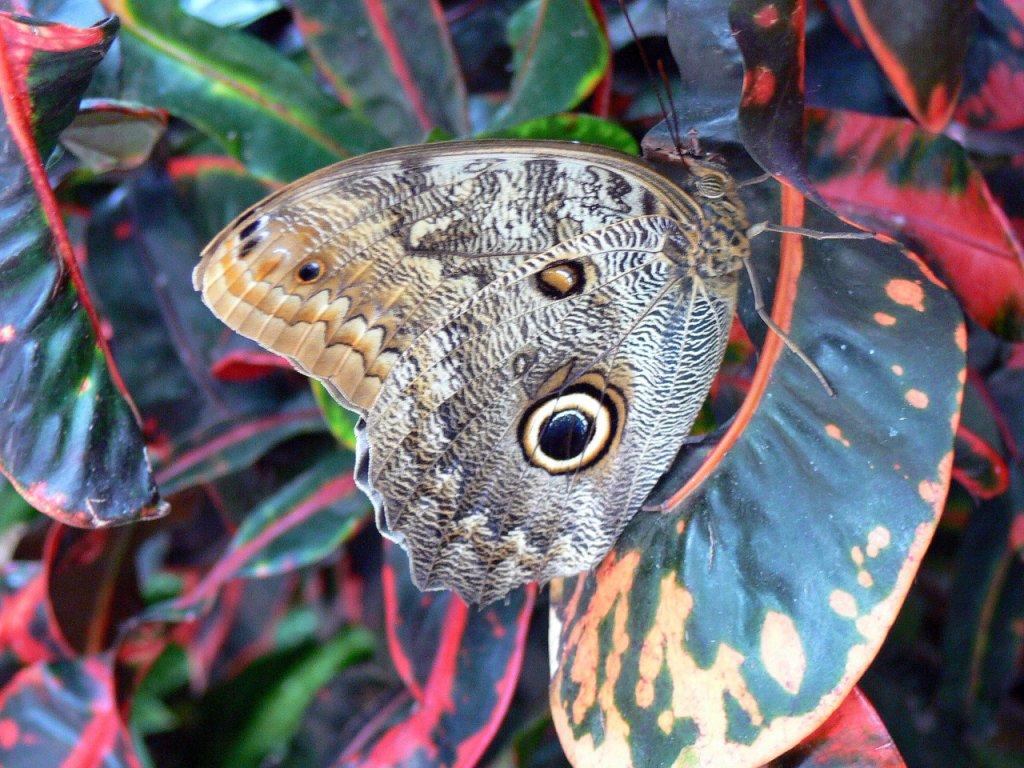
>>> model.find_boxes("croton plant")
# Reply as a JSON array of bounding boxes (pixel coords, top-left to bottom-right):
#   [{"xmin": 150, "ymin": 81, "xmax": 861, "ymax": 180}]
[{"xmin": 0, "ymin": 0, "xmax": 1020, "ymax": 766}]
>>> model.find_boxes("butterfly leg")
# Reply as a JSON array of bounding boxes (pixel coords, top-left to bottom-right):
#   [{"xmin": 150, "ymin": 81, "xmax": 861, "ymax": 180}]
[
  {"xmin": 736, "ymin": 172, "xmax": 773, "ymax": 188},
  {"xmin": 747, "ymin": 222, "xmax": 876, "ymax": 240},
  {"xmin": 742, "ymin": 257, "xmax": 836, "ymax": 397}
]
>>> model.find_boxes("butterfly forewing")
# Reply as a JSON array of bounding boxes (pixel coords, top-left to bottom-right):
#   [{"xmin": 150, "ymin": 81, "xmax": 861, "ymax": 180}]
[{"xmin": 194, "ymin": 140, "xmax": 748, "ymax": 603}]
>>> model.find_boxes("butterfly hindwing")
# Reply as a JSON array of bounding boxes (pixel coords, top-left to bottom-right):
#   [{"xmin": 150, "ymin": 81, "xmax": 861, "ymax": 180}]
[{"xmin": 193, "ymin": 140, "xmax": 747, "ymax": 603}]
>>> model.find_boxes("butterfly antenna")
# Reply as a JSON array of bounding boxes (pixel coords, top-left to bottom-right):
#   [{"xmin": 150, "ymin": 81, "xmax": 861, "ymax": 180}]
[
  {"xmin": 656, "ymin": 58, "xmax": 686, "ymax": 158},
  {"xmin": 617, "ymin": 0, "xmax": 688, "ymax": 162}
]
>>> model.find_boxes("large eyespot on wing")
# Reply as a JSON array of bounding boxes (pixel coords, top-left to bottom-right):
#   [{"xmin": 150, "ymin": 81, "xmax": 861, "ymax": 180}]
[
  {"xmin": 518, "ymin": 381, "xmax": 625, "ymax": 475},
  {"xmin": 359, "ymin": 216, "xmax": 741, "ymax": 605}
]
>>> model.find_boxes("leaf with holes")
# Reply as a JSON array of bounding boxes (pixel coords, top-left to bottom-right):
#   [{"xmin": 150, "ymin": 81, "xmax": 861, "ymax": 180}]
[
  {"xmin": 292, "ymin": 0, "xmax": 468, "ymax": 145},
  {"xmin": 0, "ymin": 12, "xmax": 163, "ymax": 528},
  {"xmin": 550, "ymin": 179, "xmax": 965, "ymax": 768},
  {"xmin": 333, "ymin": 542, "xmax": 535, "ymax": 768},
  {"xmin": 102, "ymin": 0, "xmax": 387, "ymax": 183}
]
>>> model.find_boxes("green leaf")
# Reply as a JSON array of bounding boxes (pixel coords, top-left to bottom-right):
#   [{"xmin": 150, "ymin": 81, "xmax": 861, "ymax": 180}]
[
  {"xmin": 0, "ymin": 13, "xmax": 163, "ymax": 527},
  {"xmin": 0, "ymin": 478, "xmax": 37, "ymax": 537},
  {"xmin": 230, "ymin": 449, "xmax": 367, "ymax": 579},
  {"xmin": 59, "ymin": 98, "xmax": 167, "ymax": 172},
  {"xmin": 216, "ymin": 629, "xmax": 375, "ymax": 768},
  {"xmin": 479, "ymin": 112, "xmax": 639, "ymax": 154},
  {"xmin": 105, "ymin": 0, "xmax": 387, "ymax": 182},
  {"xmin": 311, "ymin": 380, "xmax": 358, "ymax": 451},
  {"xmin": 293, "ymin": 0, "xmax": 469, "ymax": 144},
  {"xmin": 181, "ymin": 0, "xmax": 283, "ymax": 27},
  {"xmin": 488, "ymin": 0, "xmax": 609, "ymax": 130}
]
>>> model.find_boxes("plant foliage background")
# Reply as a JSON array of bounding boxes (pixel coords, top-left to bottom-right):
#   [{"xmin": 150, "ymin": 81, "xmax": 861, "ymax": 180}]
[{"xmin": 0, "ymin": 0, "xmax": 1020, "ymax": 767}]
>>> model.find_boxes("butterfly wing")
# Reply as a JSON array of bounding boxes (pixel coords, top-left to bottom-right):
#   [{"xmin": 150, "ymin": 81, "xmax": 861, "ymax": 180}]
[{"xmin": 194, "ymin": 141, "xmax": 744, "ymax": 603}]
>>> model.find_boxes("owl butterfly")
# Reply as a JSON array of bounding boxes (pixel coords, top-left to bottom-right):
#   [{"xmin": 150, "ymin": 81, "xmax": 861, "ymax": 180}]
[{"xmin": 194, "ymin": 140, "xmax": 748, "ymax": 604}]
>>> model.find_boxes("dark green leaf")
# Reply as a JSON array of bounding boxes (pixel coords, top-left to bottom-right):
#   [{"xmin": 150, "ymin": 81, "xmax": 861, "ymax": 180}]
[
  {"xmin": 231, "ymin": 449, "xmax": 367, "ymax": 579},
  {"xmin": 551, "ymin": 181, "xmax": 965, "ymax": 767},
  {"xmin": 106, "ymin": 0, "xmax": 387, "ymax": 182},
  {"xmin": 293, "ymin": 0, "xmax": 468, "ymax": 144},
  {"xmin": 489, "ymin": 0, "xmax": 609, "ymax": 130},
  {"xmin": 0, "ymin": 13, "xmax": 163, "ymax": 527}
]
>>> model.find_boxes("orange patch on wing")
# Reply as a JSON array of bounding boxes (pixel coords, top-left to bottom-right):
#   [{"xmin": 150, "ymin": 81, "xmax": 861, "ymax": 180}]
[
  {"xmin": 891, "ymin": 364, "xmax": 904, "ymax": 376},
  {"xmin": 858, "ymin": 570, "xmax": 875, "ymax": 588},
  {"xmin": 0, "ymin": 324, "xmax": 14, "ymax": 343},
  {"xmin": 760, "ymin": 612, "xmax": 806, "ymax": 695},
  {"xmin": 873, "ymin": 312, "xmax": 897, "ymax": 326},
  {"xmin": 905, "ymin": 389, "xmax": 929, "ymax": 409},
  {"xmin": 825, "ymin": 424, "xmax": 851, "ymax": 447},
  {"xmin": 885, "ymin": 279, "xmax": 925, "ymax": 311}
]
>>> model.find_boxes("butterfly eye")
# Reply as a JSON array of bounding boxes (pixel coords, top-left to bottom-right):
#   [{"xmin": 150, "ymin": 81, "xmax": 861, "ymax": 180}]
[
  {"xmin": 696, "ymin": 173, "xmax": 727, "ymax": 199},
  {"xmin": 519, "ymin": 383, "xmax": 622, "ymax": 475},
  {"xmin": 297, "ymin": 261, "xmax": 322, "ymax": 282}
]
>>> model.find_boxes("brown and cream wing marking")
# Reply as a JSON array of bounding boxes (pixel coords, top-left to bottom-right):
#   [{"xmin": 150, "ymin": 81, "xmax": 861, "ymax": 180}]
[{"xmin": 193, "ymin": 140, "xmax": 748, "ymax": 603}]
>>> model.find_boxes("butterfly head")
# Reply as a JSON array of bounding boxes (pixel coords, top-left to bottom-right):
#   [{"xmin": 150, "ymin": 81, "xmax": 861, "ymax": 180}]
[{"xmin": 663, "ymin": 156, "xmax": 750, "ymax": 276}]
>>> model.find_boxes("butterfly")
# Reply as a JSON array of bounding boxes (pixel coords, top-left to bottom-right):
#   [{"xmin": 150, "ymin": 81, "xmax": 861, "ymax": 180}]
[{"xmin": 193, "ymin": 139, "xmax": 749, "ymax": 604}]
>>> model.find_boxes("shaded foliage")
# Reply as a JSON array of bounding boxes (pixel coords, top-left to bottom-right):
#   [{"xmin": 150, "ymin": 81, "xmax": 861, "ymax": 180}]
[{"xmin": 0, "ymin": 2, "xmax": 1020, "ymax": 768}]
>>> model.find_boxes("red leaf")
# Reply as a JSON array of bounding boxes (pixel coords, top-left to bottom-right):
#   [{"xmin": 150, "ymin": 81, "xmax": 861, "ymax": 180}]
[
  {"xmin": 336, "ymin": 544, "xmax": 536, "ymax": 768},
  {"xmin": 210, "ymin": 350, "xmax": 294, "ymax": 382},
  {"xmin": 0, "ymin": 656, "xmax": 142, "ymax": 768},
  {"xmin": 843, "ymin": 0, "xmax": 972, "ymax": 131},
  {"xmin": 806, "ymin": 108, "xmax": 1024, "ymax": 329},
  {"xmin": 772, "ymin": 687, "xmax": 905, "ymax": 767}
]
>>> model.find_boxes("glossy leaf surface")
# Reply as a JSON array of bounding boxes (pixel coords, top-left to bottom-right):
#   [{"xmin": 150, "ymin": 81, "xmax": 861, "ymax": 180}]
[
  {"xmin": 0, "ymin": 656, "xmax": 142, "ymax": 767},
  {"xmin": 551, "ymin": 185, "xmax": 965, "ymax": 768},
  {"xmin": 805, "ymin": 108, "xmax": 1024, "ymax": 331},
  {"xmin": 293, "ymin": 0, "xmax": 468, "ymax": 145},
  {"xmin": 0, "ymin": 12, "xmax": 162, "ymax": 527},
  {"xmin": 488, "ymin": 0, "xmax": 609, "ymax": 130},
  {"xmin": 103, "ymin": 0, "xmax": 387, "ymax": 182},
  {"xmin": 335, "ymin": 543, "xmax": 536, "ymax": 768}
]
